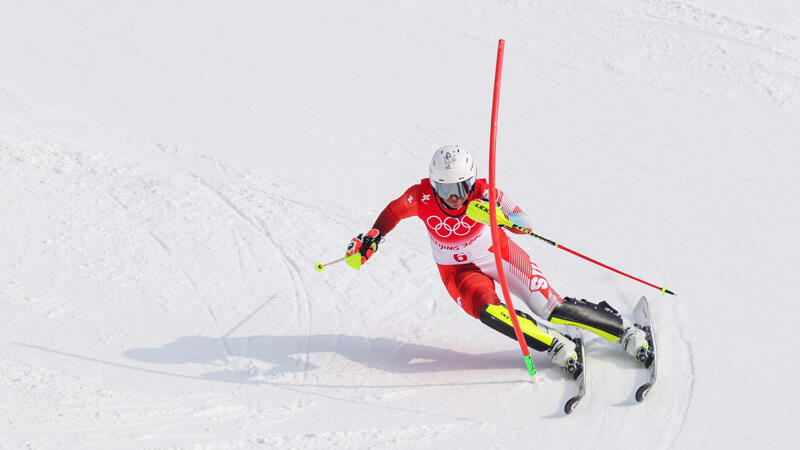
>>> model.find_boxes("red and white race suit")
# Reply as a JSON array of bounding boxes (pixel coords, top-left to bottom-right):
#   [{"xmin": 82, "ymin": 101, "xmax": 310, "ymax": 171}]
[{"xmin": 372, "ymin": 178, "xmax": 565, "ymax": 319}]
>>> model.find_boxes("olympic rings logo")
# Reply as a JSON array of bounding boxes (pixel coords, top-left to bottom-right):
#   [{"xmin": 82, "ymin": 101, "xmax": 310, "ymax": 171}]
[{"xmin": 426, "ymin": 215, "xmax": 476, "ymax": 238}]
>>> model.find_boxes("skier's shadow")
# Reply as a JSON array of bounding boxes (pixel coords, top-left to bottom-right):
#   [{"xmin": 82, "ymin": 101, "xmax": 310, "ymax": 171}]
[{"xmin": 123, "ymin": 334, "xmax": 523, "ymax": 383}]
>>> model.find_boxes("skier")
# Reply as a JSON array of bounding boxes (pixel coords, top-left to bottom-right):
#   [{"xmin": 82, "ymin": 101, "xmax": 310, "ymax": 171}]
[{"xmin": 345, "ymin": 145, "xmax": 652, "ymax": 377}]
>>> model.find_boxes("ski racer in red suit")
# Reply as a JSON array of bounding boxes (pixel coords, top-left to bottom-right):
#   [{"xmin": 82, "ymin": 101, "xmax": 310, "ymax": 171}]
[{"xmin": 346, "ymin": 145, "xmax": 652, "ymax": 377}]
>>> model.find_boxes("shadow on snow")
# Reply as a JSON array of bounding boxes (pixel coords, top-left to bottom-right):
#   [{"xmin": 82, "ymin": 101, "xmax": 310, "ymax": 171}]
[{"xmin": 123, "ymin": 334, "xmax": 529, "ymax": 380}]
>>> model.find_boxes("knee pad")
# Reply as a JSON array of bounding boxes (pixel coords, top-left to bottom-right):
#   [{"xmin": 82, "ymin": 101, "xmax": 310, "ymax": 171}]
[
  {"xmin": 548, "ymin": 297, "xmax": 624, "ymax": 342},
  {"xmin": 479, "ymin": 304, "xmax": 553, "ymax": 352}
]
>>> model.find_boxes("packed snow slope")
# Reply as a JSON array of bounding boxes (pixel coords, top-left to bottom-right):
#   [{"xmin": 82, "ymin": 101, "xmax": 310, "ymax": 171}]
[{"xmin": 2, "ymin": 1, "xmax": 799, "ymax": 448}]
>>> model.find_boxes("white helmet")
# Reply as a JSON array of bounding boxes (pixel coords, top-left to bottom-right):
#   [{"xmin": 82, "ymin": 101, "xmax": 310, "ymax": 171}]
[{"xmin": 429, "ymin": 145, "xmax": 477, "ymax": 199}]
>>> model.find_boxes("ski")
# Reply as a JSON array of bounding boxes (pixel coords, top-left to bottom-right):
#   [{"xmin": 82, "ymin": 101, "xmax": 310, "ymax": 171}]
[
  {"xmin": 632, "ymin": 296, "xmax": 658, "ymax": 402},
  {"xmin": 564, "ymin": 337, "xmax": 586, "ymax": 414}
]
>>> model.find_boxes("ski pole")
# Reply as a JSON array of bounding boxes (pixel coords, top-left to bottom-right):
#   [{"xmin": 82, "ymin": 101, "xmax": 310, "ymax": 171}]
[
  {"xmin": 467, "ymin": 201, "xmax": 676, "ymax": 296},
  {"xmin": 314, "ymin": 257, "xmax": 344, "ymax": 273}
]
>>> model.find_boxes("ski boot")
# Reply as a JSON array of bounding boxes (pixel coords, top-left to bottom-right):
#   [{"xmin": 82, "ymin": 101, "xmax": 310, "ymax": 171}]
[
  {"xmin": 478, "ymin": 303, "xmax": 584, "ymax": 378},
  {"xmin": 555, "ymin": 296, "xmax": 655, "ymax": 368},
  {"xmin": 620, "ymin": 321, "xmax": 655, "ymax": 368},
  {"xmin": 547, "ymin": 331, "xmax": 583, "ymax": 379}
]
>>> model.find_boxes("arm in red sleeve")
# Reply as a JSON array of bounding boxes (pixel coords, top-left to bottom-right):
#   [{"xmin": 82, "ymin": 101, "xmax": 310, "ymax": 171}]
[{"xmin": 372, "ymin": 185, "xmax": 420, "ymax": 237}]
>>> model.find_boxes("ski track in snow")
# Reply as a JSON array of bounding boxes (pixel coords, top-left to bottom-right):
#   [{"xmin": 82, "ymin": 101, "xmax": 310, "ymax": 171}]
[
  {"xmin": 635, "ymin": 0, "xmax": 800, "ymax": 60},
  {"xmin": 567, "ymin": 0, "xmax": 800, "ymax": 106},
  {"xmin": 670, "ymin": 300, "xmax": 698, "ymax": 448},
  {"xmin": 0, "ymin": 118, "xmax": 381, "ymax": 445},
  {"xmin": 181, "ymin": 268, "xmax": 234, "ymax": 360},
  {"xmin": 193, "ymin": 175, "xmax": 315, "ymax": 381}
]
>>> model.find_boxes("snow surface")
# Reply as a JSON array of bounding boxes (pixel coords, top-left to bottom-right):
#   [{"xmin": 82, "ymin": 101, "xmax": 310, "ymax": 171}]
[{"xmin": 2, "ymin": 1, "xmax": 799, "ymax": 448}]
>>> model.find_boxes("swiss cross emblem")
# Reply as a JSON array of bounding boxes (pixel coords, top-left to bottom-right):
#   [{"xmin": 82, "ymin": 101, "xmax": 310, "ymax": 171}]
[{"xmin": 407, "ymin": 194, "xmax": 414, "ymax": 204}]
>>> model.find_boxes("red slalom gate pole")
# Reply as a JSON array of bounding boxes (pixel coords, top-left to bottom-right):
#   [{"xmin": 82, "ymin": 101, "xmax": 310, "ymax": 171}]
[{"xmin": 488, "ymin": 39, "xmax": 537, "ymax": 381}]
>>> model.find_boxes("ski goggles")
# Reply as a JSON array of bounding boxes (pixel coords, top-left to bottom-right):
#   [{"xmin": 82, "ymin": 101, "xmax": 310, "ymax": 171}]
[{"xmin": 431, "ymin": 177, "xmax": 476, "ymax": 199}]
